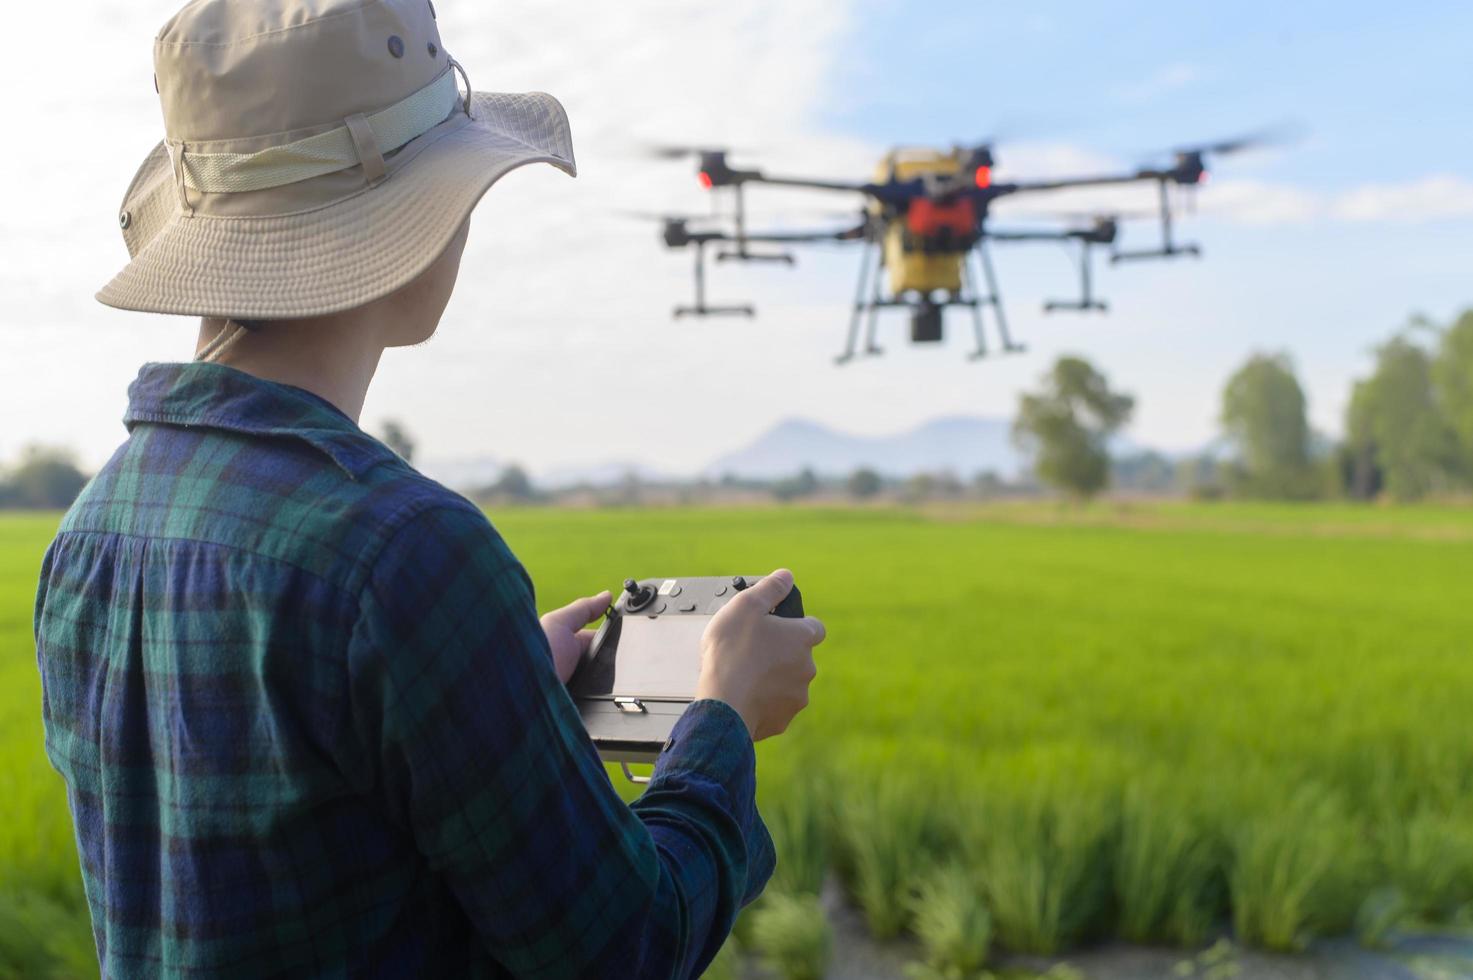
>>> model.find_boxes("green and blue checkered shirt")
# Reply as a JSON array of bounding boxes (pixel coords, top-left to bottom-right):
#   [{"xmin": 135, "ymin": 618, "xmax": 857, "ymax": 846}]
[{"xmin": 35, "ymin": 362, "xmax": 773, "ymax": 978}]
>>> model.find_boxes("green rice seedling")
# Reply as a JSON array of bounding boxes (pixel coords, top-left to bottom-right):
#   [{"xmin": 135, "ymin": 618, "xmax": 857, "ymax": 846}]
[
  {"xmin": 748, "ymin": 891, "xmax": 832, "ymax": 980},
  {"xmin": 906, "ymin": 864, "xmax": 992, "ymax": 979},
  {"xmin": 1376, "ymin": 808, "xmax": 1473, "ymax": 922},
  {"xmin": 1115, "ymin": 775, "xmax": 1225, "ymax": 946},
  {"xmin": 964, "ymin": 778, "xmax": 1116, "ymax": 955},
  {"xmin": 836, "ymin": 773, "xmax": 935, "ymax": 939},
  {"xmin": 1229, "ymin": 785, "xmax": 1360, "ymax": 951},
  {"xmin": 767, "ymin": 775, "xmax": 831, "ymax": 897}
]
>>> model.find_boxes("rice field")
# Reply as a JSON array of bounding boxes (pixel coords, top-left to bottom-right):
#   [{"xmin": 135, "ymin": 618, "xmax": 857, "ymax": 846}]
[{"xmin": 4, "ymin": 502, "xmax": 1473, "ymax": 977}]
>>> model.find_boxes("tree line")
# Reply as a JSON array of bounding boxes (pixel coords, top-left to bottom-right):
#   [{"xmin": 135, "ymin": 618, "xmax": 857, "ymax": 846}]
[
  {"xmin": 1015, "ymin": 307, "xmax": 1473, "ymax": 502},
  {"xmin": 5, "ymin": 309, "xmax": 1472, "ymax": 510},
  {"xmin": 0, "ymin": 447, "xmax": 89, "ymax": 509}
]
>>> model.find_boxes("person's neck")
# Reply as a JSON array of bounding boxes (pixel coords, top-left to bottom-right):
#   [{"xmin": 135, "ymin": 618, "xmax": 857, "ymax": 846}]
[{"xmin": 196, "ymin": 314, "xmax": 386, "ymax": 422}]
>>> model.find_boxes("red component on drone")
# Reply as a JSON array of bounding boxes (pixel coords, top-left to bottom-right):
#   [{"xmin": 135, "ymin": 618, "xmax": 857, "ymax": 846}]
[
  {"xmin": 906, "ymin": 196, "xmax": 977, "ymax": 238},
  {"xmin": 697, "ymin": 170, "xmax": 714, "ymax": 190},
  {"xmin": 974, "ymin": 165, "xmax": 991, "ymax": 188}
]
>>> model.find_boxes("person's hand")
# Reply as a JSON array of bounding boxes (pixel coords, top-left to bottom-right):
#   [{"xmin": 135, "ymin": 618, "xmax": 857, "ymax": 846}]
[
  {"xmin": 541, "ymin": 591, "xmax": 612, "ymax": 684},
  {"xmin": 695, "ymin": 569, "xmax": 826, "ymax": 740}
]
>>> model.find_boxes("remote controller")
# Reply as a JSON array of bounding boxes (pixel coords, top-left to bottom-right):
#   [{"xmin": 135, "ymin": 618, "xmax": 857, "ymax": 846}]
[{"xmin": 569, "ymin": 575, "xmax": 805, "ymax": 766}]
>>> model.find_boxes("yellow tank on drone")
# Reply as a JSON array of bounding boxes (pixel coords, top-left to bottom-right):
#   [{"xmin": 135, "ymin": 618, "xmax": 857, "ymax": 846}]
[{"xmin": 871, "ymin": 148, "xmax": 982, "ymax": 297}]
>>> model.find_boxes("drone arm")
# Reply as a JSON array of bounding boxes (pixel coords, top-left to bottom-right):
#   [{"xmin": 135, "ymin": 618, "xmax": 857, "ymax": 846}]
[
  {"xmin": 984, "ymin": 228, "xmax": 1079, "ymax": 243},
  {"xmin": 741, "ymin": 173, "xmax": 877, "ymax": 195},
  {"xmin": 991, "ymin": 170, "xmax": 1169, "ymax": 198},
  {"xmin": 739, "ymin": 225, "xmax": 868, "ymax": 244}
]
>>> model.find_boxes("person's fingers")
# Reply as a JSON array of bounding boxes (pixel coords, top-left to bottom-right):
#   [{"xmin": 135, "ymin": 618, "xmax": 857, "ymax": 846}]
[
  {"xmin": 575, "ymin": 628, "xmax": 597, "ymax": 656},
  {"xmin": 767, "ymin": 614, "xmax": 826, "ymax": 646},
  {"xmin": 737, "ymin": 568, "xmax": 795, "ymax": 613},
  {"xmin": 544, "ymin": 591, "xmax": 611, "ymax": 632}
]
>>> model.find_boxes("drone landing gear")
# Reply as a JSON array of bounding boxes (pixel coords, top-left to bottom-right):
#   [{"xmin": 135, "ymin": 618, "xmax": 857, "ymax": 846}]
[
  {"xmin": 964, "ymin": 242, "xmax": 1025, "ymax": 360},
  {"xmin": 1111, "ymin": 178, "xmax": 1201, "ymax": 263},
  {"xmin": 717, "ymin": 250, "xmax": 795, "ymax": 265},
  {"xmin": 675, "ymin": 240, "xmax": 755, "ymax": 319},
  {"xmin": 835, "ymin": 238, "xmax": 886, "ymax": 364},
  {"xmin": 1044, "ymin": 241, "xmax": 1109, "ymax": 314},
  {"xmin": 674, "ymin": 304, "xmax": 754, "ymax": 318}
]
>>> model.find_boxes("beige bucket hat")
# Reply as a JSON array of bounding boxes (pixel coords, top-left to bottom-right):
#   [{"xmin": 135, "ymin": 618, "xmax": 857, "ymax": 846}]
[{"xmin": 97, "ymin": 0, "xmax": 575, "ymax": 319}]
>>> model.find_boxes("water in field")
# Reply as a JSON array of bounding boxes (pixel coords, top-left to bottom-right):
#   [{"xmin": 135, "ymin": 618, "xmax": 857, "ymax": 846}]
[{"xmin": 5, "ymin": 503, "xmax": 1473, "ymax": 977}]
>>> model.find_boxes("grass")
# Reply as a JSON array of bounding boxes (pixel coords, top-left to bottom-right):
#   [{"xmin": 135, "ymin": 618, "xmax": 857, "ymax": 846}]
[
  {"xmin": 5, "ymin": 500, "xmax": 1473, "ymax": 974},
  {"xmin": 1228, "ymin": 784, "xmax": 1359, "ymax": 951},
  {"xmin": 1115, "ymin": 774, "xmax": 1224, "ymax": 946},
  {"xmin": 838, "ymin": 772, "xmax": 937, "ymax": 938},
  {"xmin": 906, "ymin": 864, "xmax": 993, "ymax": 978},
  {"xmin": 0, "ymin": 513, "xmax": 93, "ymax": 979},
  {"xmin": 748, "ymin": 891, "xmax": 833, "ymax": 980}
]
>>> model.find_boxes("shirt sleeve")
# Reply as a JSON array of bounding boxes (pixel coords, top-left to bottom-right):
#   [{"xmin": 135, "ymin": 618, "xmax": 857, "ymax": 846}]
[{"xmin": 344, "ymin": 502, "xmax": 773, "ymax": 978}]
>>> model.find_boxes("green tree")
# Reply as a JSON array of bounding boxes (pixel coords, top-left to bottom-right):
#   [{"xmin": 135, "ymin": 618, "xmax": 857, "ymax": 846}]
[
  {"xmin": 1219, "ymin": 352, "xmax": 1318, "ymax": 499},
  {"xmin": 378, "ymin": 418, "xmax": 416, "ymax": 463},
  {"xmin": 846, "ymin": 467, "xmax": 883, "ymax": 499},
  {"xmin": 1013, "ymin": 356, "xmax": 1134, "ymax": 499},
  {"xmin": 772, "ymin": 467, "xmax": 819, "ymax": 502},
  {"xmin": 488, "ymin": 464, "xmax": 536, "ymax": 501},
  {"xmin": 0, "ymin": 446, "xmax": 89, "ymax": 509},
  {"xmin": 1432, "ymin": 308, "xmax": 1473, "ymax": 469},
  {"xmin": 1346, "ymin": 334, "xmax": 1460, "ymax": 501}
]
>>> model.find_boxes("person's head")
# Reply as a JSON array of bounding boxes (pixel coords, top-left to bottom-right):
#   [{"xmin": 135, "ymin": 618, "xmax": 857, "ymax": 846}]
[
  {"xmin": 196, "ymin": 218, "xmax": 470, "ymax": 363},
  {"xmin": 99, "ymin": 0, "xmax": 575, "ymax": 390}
]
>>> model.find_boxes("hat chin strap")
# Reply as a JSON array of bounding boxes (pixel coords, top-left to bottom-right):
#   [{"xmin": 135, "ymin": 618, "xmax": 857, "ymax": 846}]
[
  {"xmin": 170, "ymin": 66, "xmax": 463, "ymax": 197},
  {"xmin": 195, "ymin": 320, "xmax": 254, "ymax": 363}
]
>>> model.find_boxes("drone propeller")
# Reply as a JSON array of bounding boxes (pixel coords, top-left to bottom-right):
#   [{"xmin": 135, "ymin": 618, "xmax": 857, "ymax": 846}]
[
  {"xmin": 1173, "ymin": 123, "xmax": 1301, "ymax": 158},
  {"xmin": 639, "ymin": 142, "xmax": 764, "ymax": 162},
  {"xmin": 642, "ymin": 143, "xmax": 725, "ymax": 160},
  {"xmin": 953, "ymin": 140, "xmax": 998, "ymax": 163}
]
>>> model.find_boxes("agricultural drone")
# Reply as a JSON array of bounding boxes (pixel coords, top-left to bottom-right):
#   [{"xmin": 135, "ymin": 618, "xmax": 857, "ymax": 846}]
[{"xmin": 641, "ymin": 134, "xmax": 1275, "ymax": 363}]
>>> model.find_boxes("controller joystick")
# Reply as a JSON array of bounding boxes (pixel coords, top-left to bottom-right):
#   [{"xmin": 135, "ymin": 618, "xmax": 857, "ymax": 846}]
[{"xmin": 623, "ymin": 577, "xmax": 656, "ymax": 612}]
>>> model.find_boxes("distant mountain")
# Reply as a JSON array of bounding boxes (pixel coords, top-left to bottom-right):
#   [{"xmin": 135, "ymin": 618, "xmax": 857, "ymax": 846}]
[{"xmin": 703, "ymin": 416, "xmax": 1025, "ymax": 479}]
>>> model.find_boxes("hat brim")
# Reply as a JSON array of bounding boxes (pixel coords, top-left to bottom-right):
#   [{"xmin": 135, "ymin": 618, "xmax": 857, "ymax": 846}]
[{"xmin": 96, "ymin": 91, "xmax": 575, "ymax": 320}]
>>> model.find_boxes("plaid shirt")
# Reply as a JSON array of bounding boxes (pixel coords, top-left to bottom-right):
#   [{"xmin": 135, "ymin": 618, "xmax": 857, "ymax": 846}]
[{"xmin": 35, "ymin": 362, "xmax": 773, "ymax": 979}]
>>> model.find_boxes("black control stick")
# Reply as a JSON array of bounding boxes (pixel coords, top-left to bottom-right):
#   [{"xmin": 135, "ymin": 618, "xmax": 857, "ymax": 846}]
[{"xmin": 623, "ymin": 578, "xmax": 656, "ymax": 612}]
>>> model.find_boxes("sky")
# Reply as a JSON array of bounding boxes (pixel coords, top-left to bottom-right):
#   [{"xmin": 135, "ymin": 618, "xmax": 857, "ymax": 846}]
[{"xmin": 1, "ymin": 0, "xmax": 1470, "ymax": 479}]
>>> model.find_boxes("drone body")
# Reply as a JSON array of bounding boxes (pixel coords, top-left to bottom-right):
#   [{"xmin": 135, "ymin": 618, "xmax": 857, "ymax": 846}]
[{"xmin": 645, "ymin": 132, "xmax": 1277, "ymax": 363}]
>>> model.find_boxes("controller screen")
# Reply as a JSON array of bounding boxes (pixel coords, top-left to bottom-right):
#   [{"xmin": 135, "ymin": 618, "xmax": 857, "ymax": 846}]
[{"xmin": 577, "ymin": 614, "xmax": 711, "ymax": 699}]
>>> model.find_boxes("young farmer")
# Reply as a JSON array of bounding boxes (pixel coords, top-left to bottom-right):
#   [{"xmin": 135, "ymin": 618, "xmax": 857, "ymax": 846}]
[{"xmin": 33, "ymin": 1, "xmax": 825, "ymax": 976}]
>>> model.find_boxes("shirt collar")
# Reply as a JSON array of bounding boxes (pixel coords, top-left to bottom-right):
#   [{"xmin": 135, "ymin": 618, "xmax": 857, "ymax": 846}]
[{"xmin": 123, "ymin": 362, "xmax": 395, "ymax": 480}]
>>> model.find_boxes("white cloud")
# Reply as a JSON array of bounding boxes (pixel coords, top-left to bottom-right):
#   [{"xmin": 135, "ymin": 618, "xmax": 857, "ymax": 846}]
[
  {"xmin": 1330, "ymin": 174, "xmax": 1473, "ymax": 223},
  {"xmin": 1196, "ymin": 178, "xmax": 1320, "ymax": 226}
]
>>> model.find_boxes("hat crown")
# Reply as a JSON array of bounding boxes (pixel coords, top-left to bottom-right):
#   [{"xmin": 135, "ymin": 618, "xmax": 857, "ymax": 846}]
[{"xmin": 155, "ymin": 0, "xmax": 445, "ymax": 143}]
